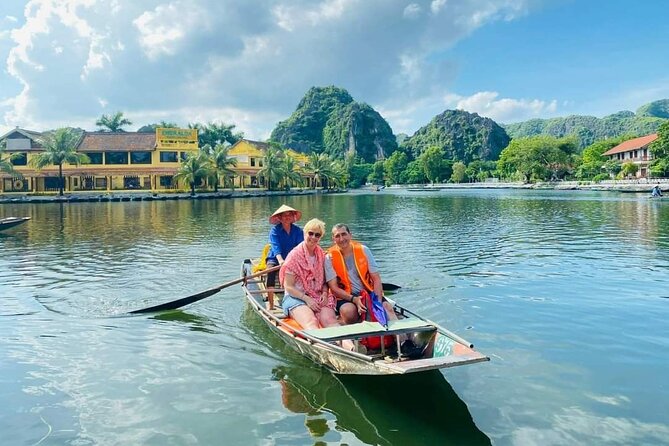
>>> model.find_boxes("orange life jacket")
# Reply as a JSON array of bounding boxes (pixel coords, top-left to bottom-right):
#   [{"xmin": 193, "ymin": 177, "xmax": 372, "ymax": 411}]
[
  {"xmin": 328, "ymin": 241, "xmax": 375, "ymax": 293},
  {"xmin": 329, "ymin": 242, "xmax": 392, "ymax": 350}
]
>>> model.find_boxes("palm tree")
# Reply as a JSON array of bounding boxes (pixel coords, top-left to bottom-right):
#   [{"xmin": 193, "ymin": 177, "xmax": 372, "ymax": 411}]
[
  {"xmin": 174, "ymin": 152, "xmax": 211, "ymax": 195},
  {"xmin": 31, "ymin": 128, "xmax": 88, "ymax": 196},
  {"xmin": 257, "ymin": 146, "xmax": 284, "ymax": 191},
  {"xmin": 330, "ymin": 159, "xmax": 349, "ymax": 188},
  {"xmin": 0, "ymin": 142, "xmax": 21, "ymax": 178},
  {"xmin": 280, "ymin": 155, "xmax": 303, "ymax": 189},
  {"xmin": 95, "ymin": 111, "xmax": 132, "ymax": 132},
  {"xmin": 305, "ymin": 153, "xmax": 335, "ymax": 188},
  {"xmin": 207, "ymin": 143, "xmax": 237, "ymax": 192}
]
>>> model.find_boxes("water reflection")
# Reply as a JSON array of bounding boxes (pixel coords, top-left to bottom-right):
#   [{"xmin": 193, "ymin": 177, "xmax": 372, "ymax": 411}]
[
  {"xmin": 151, "ymin": 310, "xmax": 217, "ymax": 334},
  {"xmin": 243, "ymin": 304, "xmax": 489, "ymax": 445},
  {"xmin": 273, "ymin": 366, "xmax": 490, "ymax": 445}
]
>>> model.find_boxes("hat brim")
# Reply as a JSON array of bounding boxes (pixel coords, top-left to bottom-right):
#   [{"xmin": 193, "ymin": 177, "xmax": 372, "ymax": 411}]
[{"xmin": 269, "ymin": 206, "xmax": 302, "ymax": 224}]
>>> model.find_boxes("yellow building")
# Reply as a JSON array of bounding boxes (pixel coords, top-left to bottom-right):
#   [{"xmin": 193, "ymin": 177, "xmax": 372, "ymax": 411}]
[
  {"xmin": 227, "ymin": 139, "xmax": 311, "ymax": 188},
  {"xmin": 0, "ymin": 127, "xmax": 199, "ymax": 193},
  {"xmin": 1, "ymin": 130, "xmax": 313, "ymax": 193}
]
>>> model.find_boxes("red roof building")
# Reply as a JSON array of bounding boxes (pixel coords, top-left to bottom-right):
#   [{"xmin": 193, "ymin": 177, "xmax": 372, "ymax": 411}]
[{"xmin": 602, "ymin": 133, "xmax": 658, "ymax": 178}]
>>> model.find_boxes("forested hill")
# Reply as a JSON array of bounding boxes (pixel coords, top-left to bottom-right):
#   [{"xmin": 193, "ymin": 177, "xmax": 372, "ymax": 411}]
[
  {"xmin": 401, "ymin": 109, "xmax": 510, "ymax": 163},
  {"xmin": 504, "ymin": 99, "xmax": 669, "ymax": 148},
  {"xmin": 270, "ymin": 86, "xmax": 397, "ymax": 163}
]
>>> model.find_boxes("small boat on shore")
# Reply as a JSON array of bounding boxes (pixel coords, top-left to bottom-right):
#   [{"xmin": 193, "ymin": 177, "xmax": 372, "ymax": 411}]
[
  {"xmin": 241, "ymin": 259, "xmax": 489, "ymax": 375},
  {"xmin": 0, "ymin": 216, "xmax": 31, "ymax": 231}
]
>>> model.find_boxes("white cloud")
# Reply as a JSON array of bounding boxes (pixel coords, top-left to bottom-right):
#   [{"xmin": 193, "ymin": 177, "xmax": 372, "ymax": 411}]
[
  {"xmin": 431, "ymin": 0, "xmax": 447, "ymax": 15},
  {"xmin": 403, "ymin": 3, "xmax": 422, "ymax": 19},
  {"xmin": 1, "ymin": 0, "xmax": 547, "ymax": 138},
  {"xmin": 133, "ymin": 2, "xmax": 209, "ymax": 60},
  {"xmin": 444, "ymin": 91, "xmax": 558, "ymax": 123}
]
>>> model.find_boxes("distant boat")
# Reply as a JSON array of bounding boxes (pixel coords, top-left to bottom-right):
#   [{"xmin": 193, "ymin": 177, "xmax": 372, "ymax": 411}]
[{"xmin": 0, "ymin": 216, "xmax": 31, "ymax": 231}]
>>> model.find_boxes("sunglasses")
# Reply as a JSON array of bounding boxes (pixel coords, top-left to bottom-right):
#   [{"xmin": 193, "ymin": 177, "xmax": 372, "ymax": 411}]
[{"xmin": 307, "ymin": 231, "xmax": 322, "ymax": 238}]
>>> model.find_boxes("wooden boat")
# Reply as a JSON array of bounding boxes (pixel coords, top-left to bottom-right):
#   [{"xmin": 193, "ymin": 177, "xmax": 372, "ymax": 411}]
[
  {"xmin": 241, "ymin": 259, "xmax": 489, "ymax": 375},
  {"xmin": 0, "ymin": 216, "xmax": 30, "ymax": 231}
]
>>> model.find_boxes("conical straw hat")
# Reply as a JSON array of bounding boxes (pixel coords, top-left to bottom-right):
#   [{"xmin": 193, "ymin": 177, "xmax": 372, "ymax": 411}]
[{"xmin": 269, "ymin": 204, "xmax": 302, "ymax": 224}]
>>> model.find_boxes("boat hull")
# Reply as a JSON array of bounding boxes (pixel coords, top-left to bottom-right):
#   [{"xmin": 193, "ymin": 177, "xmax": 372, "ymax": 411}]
[
  {"xmin": 0, "ymin": 217, "xmax": 31, "ymax": 231},
  {"xmin": 241, "ymin": 260, "xmax": 489, "ymax": 375}
]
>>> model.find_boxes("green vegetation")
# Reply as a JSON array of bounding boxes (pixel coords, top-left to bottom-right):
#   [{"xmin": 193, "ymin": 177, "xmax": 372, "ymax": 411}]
[
  {"xmin": 137, "ymin": 121, "xmax": 178, "ymax": 132},
  {"xmin": 636, "ymin": 99, "xmax": 669, "ymax": 119},
  {"xmin": 505, "ymin": 109, "xmax": 666, "ymax": 148},
  {"xmin": 31, "ymin": 128, "xmax": 89, "ymax": 196},
  {"xmin": 204, "ymin": 143, "xmax": 237, "ymax": 192},
  {"xmin": 401, "ymin": 110, "xmax": 510, "ymax": 164},
  {"xmin": 190, "ymin": 122, "xmax": 243, "ymax": 148},
  {"xmin": 95, "ymin": 111, "xmax": 132, "ymax": 132},
  {"xmin": 497, "ymin": 135, "xmax": 578, "ymax": 182},
  {"xmin": 574, "ymin": 136, "xmax": 629, "ymax": 180},
  {"xmin": 270, "ymin": 86, "xmax": 396, "ymax": 163},
  {"xmin": 650, "ymin": 121, "xmax": 669, "ymax": 177},
  {"xmin": 257, "ymin": 145, "xmax": 284, "ymax": 191},
  {"xmin": 0, "ymin": 140, "xmax": 21, "ymax": 177},
  {"xmin": 174, "ymin": 152, "xmax": 211, "ymax": 195}
]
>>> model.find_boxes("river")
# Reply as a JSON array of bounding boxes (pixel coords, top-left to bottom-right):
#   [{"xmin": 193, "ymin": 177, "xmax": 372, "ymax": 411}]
[{"xmin": 1, "ymin": 189, "xmax": 668, "ymax": 445}]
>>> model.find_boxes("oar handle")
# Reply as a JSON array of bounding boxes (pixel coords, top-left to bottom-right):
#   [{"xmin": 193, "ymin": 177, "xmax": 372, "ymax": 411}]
[{"xmin": 213, "ymin": 264, "xmax": 282, "ymax": 292}]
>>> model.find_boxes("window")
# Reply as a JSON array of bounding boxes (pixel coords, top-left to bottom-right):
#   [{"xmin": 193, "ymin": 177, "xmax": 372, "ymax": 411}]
[
  {"xmin": 251, "ymin": 158, "xmax": 256, "ymax": 167},
  {"xmin": 159, "ymin": 176, "xmax": 173, "ymax": 187},
  {"xmin": 11, "ymin": 153, "xmax": 27, "ymax": 166},
  {"xmin": 84, "ymin": 152, "xmax": 103, "ymax": 164},
  {"xmin": 160, "ymin": 151, "xmax": 178, "ymax": 162},
  {"xmin": 105, "ymin": 152, "xmax": 128, "ymax": 164},
  {"xmin": 131, "ymin": 151, "xmax": 152, "ymax": 164},
  {"xmin": 180, "ymin": 152, "xmax": 190, "ymax": 161}
]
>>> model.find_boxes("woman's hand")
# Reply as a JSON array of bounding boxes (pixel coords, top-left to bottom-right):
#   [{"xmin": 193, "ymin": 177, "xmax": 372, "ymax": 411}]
[{"xmin": 304, "ymin": 294, "xmax": 320, "ymax": 312}]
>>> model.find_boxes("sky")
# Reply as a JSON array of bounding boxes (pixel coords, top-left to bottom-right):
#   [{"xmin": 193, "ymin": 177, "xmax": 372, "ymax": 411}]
[{"xmin": 0, "ymin": 0, "xmax": 668, "ymax": 140}]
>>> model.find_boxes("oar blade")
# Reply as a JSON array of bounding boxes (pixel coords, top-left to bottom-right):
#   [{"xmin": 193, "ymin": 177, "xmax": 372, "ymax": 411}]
[
  {"xmin": 129, "ymin": 288, "xmax": 222, "ymax": 314},
  {"xmin": 382, "ymin": 282, "xmax": 401, "ymax": 291}
]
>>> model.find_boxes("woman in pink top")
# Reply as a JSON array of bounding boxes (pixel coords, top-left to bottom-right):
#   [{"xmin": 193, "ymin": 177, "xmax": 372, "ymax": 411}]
[{"xmin": 279, "ymin": 218, "xmax": 338, "ymax": 330}]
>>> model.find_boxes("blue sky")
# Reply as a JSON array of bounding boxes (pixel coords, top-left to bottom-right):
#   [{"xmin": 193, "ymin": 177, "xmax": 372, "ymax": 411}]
[{"xmin": 0, "ymin": 0, "xmax": 667, "ymax": 140}]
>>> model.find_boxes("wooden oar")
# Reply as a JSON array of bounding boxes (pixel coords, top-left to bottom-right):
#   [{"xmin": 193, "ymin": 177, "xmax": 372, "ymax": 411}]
[{"xmin": 129, "ymin": 265, "xmax": 282, "ymax": 314}]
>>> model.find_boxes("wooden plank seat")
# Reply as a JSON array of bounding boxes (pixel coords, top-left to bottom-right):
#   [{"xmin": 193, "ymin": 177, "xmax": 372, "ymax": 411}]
[{"xmin": 303, "ymin": 318, "xmax": 435, "ymax": 342}]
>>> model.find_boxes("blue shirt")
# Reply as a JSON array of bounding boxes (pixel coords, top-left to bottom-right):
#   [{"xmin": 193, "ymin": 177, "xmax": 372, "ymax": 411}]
[{"xmin": 267, "ymin": 223, "xmax": 304, "ymax": 262}]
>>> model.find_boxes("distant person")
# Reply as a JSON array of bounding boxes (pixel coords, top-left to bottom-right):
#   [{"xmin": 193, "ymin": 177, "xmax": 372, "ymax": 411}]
[
  {"xmin": 266, "ymin": 205, "xmax": 304, "ymax": 309},
  {"xmin": 651, "ymin": 184, "xmax": 663, "ymax": 197}
]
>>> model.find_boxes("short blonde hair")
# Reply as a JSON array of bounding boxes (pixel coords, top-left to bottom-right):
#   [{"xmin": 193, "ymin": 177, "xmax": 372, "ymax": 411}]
[{"xmin": 303, "ymin": 218, "xmax": 325, "ymax": 236}]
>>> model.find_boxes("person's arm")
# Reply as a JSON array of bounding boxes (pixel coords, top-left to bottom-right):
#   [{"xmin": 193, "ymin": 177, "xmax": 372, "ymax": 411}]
[
  {"xmin": 364, "ymin": 246, "xmax": 384, "ymax": 298},
  {"xmin": 370, "ymin": 271, "xmax": 383, "ymax": 298},
  {"xmin": 268, "ymin": 226, "xmax": 282, "ymax": 261},
  {"xmin": 327, "ymin": 277, "xmax": 366, "ymax": 313},
  {"xmin": 284, "ymin": 272, "xmax": 319, "ymax": 311}
]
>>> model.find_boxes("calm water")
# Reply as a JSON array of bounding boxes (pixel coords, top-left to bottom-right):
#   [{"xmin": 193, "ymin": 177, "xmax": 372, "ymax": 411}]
[{"xmin": 1, "ymin": 190, "xmax": 668, "ymax": 445}]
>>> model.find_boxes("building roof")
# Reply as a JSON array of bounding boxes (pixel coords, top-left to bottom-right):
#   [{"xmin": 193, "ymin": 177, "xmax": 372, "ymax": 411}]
[
  {"xmin": 603, "ymin": 134, "xmax": 658, "ymax": 156},
  {"xmin": 0, "ymin": 127, "xmax": 43, "ymax": 141},
  {"xmin": 77, "ymin": 132, "xmax": 156, "ymax": 152}
]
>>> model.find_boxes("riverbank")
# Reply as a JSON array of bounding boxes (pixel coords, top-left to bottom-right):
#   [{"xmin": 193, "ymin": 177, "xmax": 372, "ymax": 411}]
[
  {"xmin": 0, "ymin": 188, "xmax": 345, "ymax": 204},
  {"xmin": 389, "ymin": 178, "xmax": 669, "ymax": 193}
]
